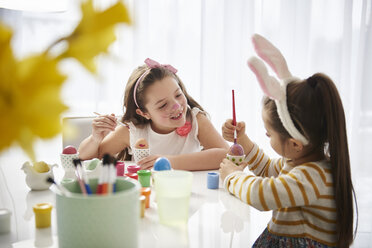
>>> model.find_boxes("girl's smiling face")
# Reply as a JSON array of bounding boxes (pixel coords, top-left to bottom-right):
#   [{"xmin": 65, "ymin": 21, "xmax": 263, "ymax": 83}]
[{"xmin": 142, "ymin": 76, "xmax": 187, "ymax": 134}]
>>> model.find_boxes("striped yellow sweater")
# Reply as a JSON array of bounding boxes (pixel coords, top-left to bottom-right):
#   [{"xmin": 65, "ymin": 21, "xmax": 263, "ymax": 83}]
[{"xmin": 223, "ymin": 144, "xmax": 337, "ymax": 246}]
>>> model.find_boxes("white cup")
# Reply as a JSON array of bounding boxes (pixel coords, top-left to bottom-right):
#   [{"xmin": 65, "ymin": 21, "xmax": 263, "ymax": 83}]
[
  {"xmin": 60, "ymin": 153, "xmax": 79, "ymax": 178},
  {"xmin": 133, "ymin": 148, "xmax": 150, "ymax": 163},
  {"xmin": 226, "ymin": 154, "xmax": 245, "ymax": 166}
]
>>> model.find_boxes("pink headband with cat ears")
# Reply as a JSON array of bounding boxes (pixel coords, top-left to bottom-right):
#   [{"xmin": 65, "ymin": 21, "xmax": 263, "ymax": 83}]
[
  {"xmin": 133, "ymin": 58, "xmax": 178, "ymax": 108},
  {"xmin": 247, "ymin": 34, "xmax": 309, "ymax": 145}
]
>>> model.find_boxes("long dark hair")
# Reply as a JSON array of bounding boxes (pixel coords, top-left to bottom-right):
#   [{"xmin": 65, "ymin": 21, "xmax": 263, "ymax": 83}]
[
  {"xmin": 117, "ymin": 64, "xmax": 204, "ymax": 160},
  {"xmin": 263, "ymin": 73, "xmax": 357, "ymax": 247}
]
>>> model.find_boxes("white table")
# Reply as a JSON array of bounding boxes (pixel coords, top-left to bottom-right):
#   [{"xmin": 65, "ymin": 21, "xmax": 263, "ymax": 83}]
[{"xmin": 0, "ymin": 148, "xmax": 271, "ymax": 248}]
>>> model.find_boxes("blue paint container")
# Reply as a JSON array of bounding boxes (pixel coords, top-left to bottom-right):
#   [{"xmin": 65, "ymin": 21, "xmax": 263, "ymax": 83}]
[{"xmin": 207, "ymin": 172, "xmax": 219, "ymax": 189}]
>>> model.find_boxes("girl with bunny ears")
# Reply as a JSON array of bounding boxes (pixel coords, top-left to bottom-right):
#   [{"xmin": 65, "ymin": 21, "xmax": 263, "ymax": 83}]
[
  {"xmin": 79, "ymin": 58, "xmax": 229, "ymax": 170},
  {"xmin": 220, "ymin": 34, "xmax": 357, "ymax": 247}
]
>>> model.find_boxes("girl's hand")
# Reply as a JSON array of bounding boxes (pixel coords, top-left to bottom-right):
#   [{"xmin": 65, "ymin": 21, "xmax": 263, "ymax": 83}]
[
  {"xmin": 137, "ymin": 155, "xmax": 161, "ymax": 170},
  {"xmin": 92, "ymin": 113, "xmax": 117, "ymax": 142},
  {"xmin": 219, "ymin": 158, "xmax": 246, "ymax": 181},
  {"xmin": 221, "ymin": 119, "xmax": 246, "ymax": 143}
]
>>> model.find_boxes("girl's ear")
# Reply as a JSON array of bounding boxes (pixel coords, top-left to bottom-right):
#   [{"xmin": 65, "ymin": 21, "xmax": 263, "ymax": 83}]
[
  {"xmin": 135, "ymin": 109, "xmax": 151, "ymax": 120},
  {"xmin": 288, "ymin": 138, "xmax": 304, "ymax": 152}
]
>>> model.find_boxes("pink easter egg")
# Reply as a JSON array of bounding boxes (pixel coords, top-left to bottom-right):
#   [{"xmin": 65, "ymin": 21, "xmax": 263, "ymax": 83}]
[
  {"xmin": 62, "ymin": 145, "xmax": 77, "ymax": 154},
  {"xmin": 228, "ymin": 143, "xmax": 244, "ymax": 156}
]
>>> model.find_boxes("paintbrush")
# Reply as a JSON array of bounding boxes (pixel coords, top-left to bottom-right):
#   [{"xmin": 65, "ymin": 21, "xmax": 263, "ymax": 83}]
[
  {"xmin": 73, "ymin": 159, "xmax": 92, "ymax": 195},
  {"xmin": 46, "ymin": 177, "xmax": 71, "ymax": 197},
  {"xmin": 93, "ymin": 112, "xmax": 129, "ymax": 128},
  {"xmin": 232, "ymin": 89, "xmax": 237, "ymax": 144},
  {"xmin": 73, "ymin": 159, "xmax": 87, "ymax": 196}
]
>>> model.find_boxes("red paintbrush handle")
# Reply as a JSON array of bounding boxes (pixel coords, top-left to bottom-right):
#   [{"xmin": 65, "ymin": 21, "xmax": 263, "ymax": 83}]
[{"xmin": 96, "ymin": 184, "xmax": 102, "ymax": 194}]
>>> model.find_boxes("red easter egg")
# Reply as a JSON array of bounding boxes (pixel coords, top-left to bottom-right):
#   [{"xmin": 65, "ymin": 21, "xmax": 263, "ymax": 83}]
[{"xmin": 63, "ymin": 145, "xmax": 77, "ymax": 154}]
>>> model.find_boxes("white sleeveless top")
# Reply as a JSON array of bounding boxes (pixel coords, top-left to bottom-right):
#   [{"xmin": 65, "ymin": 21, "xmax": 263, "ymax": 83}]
[{"xmin": 128, "ymin": 107, "xmax": 203, "ymax": 158}]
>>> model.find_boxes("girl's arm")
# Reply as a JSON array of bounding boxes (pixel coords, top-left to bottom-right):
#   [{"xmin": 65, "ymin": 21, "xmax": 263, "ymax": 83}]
[
  {"xmin": 78, "ymin": 134, "xmax": 102, "ymax": 160},
  {"xmin": 221, "ymin": 120, "xmax": 283, "ymax": 177},
  {"xmin": 243, "ymin": 144, "xmax": 284, "ymax": 177},
  {"xmin": 169, "ymin": 112, "xmax": 229, "ymax": 170},
  {"xmin": 197, "ymin": 112, "xmax": 230, "ymax": 150},
  {"xmin": 96, "ymin": 125, "xmax": 130, "ymax": 159},
  {"xmin": 139, "ymin": 148, "xmax": 228, "ymax": 171},
  {"xmin": 221, "ymin": 162, "xmax": 331, "ymax": 211},
  {"xmin": 78, "ymin": 125, "xmax": 130, "ymax": 160},
  {"xmin": 78, "ymin": 114, "xmax": 117, "ymax": 160},
  {"xmin": 137, "ymin": 112, "xmax": 229, "ymax": 170},
  {"xmin": 220, "ymin": 143, "xmax": 284, "ymax": 179},
  {"xmin": 168, "ymin": 148, "xmax": 228, "ymax": 171}
]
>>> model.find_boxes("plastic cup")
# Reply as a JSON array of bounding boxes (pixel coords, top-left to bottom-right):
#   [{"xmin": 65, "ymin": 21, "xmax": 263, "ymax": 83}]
[
  {"xmin": 207, "ymin": 172, "xmax": 219, "ymax": 189},
  {"xmin": 139, "ymin": 195, "xmax": 146, "ymax": 218},
  {"xmin": 138, "ymin": 170, "xmax": 151, "ymax": 187},
  {"xmin": 116, "ymin": 161, "xmax": 125, "ymax": 176},
  {"xmin": 33, "ymin": 203, "xmax": 52, "ymax": 228},
  {"xmin": 127, "ymin": 165, "xmax": 141, "ymax": 174},
  {"xmin": 141, "ymin": 187, "xmax": 151, "ymax": 208},
  {"xmin": 154, "ymin": 170, "xmax": 193, "ymax": 226},
  {"xmin": 125, "ymin": 173, "xmax": 138, "ymax": 180}
]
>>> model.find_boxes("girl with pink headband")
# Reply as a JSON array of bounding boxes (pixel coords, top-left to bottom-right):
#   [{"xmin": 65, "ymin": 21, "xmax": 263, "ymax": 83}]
[
  {"xmin": 79, "ymin": 58, "xmax": 229, "ymax": 170},
  {"xmin": 220, "ymin": 34, "xmax": 357, "ymax": 247}
]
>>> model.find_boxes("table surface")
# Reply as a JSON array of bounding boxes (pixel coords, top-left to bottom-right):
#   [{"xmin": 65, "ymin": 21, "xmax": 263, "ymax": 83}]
[{"xmin": 0, "ymin": 150, "xmax": 271, "ymax": 248}]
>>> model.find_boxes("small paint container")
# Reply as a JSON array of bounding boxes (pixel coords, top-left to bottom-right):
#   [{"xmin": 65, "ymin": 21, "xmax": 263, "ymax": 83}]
[
  {"xmin": 33, "ymin": 203, "xmax": 53, "ymax": 228},
  {"xmin": 139, "ymin": 195, "xmax": 146, "ymax": 218},
  {"xmin": 125, "ymin": 173, "xmax": 138, "ymax": 180},
  {"xmin": 207, "ymin": 172, "xmax": 219, "ymax": 189},
  {"xmin": 127, "ymin": 165, "xmax": 141, "ymax": 174},
  {"xmin": 0, "ymin": 208, "xmax": 12, "ymax": 234},
  {"xmin": 116, "ymin": 161, "xmax": 125, "ymax": 176},
  {"xmin": 141, "ymin": 187, "xmax": 151, "ymax": 208},
  {"xmin": 137, "ymin": 170, "xmax": 151, "ymax": 187}
]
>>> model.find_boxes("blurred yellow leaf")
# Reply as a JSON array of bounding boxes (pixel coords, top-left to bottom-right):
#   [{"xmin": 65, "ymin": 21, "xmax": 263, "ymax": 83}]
[
  {"xmin": 0, "ymin": 0, "xmax": 131, "ymax": 161},
  {"xmin": 0, "ymin": 22, "xmax": 68, "ymax": 161},
  {"xmin": 63, "ymin": 0, "xmax": 131, "ymax": 72},
  {"xmin": 0, "ymin": 24, "xmax": 17, "ymax": 150},
  {"xmin": 17, "ymin": 55, "xmax": 68, "ymax": 138}
]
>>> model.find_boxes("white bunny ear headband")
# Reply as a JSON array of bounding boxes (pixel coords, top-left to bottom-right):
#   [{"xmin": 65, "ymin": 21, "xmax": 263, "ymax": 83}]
[{"xmin": 247, "ymin": 34, "xmax": 309, "ymax": 145}]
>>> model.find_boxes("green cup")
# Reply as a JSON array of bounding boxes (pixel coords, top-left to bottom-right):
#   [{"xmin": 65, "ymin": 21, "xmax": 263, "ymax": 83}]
[
  {"xmin": 56, "ymin": 178, "xmax": 140, "ymax": 248},
  {"xmin": 137, "ymin": 170, "xmax": 151, "ymax": 187}
]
